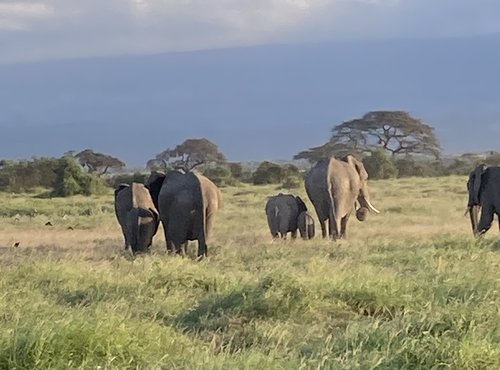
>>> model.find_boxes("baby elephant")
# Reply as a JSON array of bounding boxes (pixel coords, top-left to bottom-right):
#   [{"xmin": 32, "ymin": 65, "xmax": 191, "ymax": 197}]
[
  {"xmin": 114, "ymin": 183, "xmax": 159, "ymax": 253},
  {"xmin": 298, "ymin": 211, "xmax": 315, "ymax": 240},
  {"xmin": 265, "ymin": 193, "xmax": 312, "ymax": 240}
]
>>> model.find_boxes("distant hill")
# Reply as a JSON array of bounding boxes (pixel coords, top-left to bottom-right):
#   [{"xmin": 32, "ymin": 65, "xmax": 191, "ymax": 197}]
[{"xmin": 1, "ymin": 34, "xmax": 499, "ymax": 166}]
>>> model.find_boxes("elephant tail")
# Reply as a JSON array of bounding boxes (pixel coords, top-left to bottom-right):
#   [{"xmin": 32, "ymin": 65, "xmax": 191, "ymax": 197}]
[{"xmin": 303, "ymin": 213, "xmax": 309, "ymax": 240}]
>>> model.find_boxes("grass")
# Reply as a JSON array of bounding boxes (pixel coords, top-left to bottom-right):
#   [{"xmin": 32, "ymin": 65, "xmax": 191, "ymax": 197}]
[{"xmin": 0, "ymin": 175, "xmax": 499, "ymax": 369}]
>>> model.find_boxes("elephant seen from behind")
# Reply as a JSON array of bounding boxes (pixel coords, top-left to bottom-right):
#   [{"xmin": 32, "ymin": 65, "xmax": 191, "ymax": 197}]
[
  {"xmin": 265, "ymin": 193, "xmax": 315, "ymax": 240},
  {"xmin": 147, "ymin": 170, "xmax": 222, "ymax": 258},
  {"xmin": 305, "ymin": 155, "xmax": 379, "ymax": 240},
  {"xmin": 114, "ymin": 183, "xmax": 159, "ymax": 254}
]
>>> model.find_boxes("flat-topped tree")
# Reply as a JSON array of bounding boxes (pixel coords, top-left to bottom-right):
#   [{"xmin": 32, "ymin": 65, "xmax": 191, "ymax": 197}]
[
  {"xmin": 295, "ymin": 111, "xmax": 442, "ymax": 163},
  {"xmin": 151, "ymin": 138, "xmax": 226, "ymax": 172},
  {"xmin": 74, "ymin": 149, "xmax": 125, "ymax": 176}
]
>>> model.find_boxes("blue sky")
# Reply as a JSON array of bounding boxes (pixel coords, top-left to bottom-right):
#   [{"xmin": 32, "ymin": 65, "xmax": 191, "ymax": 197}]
[{"xmin": 1, "ymin": 0, "xmax": 500, "ymax": 64}]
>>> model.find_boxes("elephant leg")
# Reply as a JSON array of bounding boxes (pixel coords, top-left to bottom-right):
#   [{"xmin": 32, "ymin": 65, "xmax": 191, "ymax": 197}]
[
  {"xmin": 197, "ymin": 240, "xmax": 207, "ymax": 259},
  {"xmin": 123, "ymin": 233, "xmax": 130, "ymax": 250},
  {"xmin": 477, "ymin": 204, "xmax": 494, "ymax": 235},
  {"xmin": 329, "ymin": 216, "xmax": 341, "ymax": 240},
  {"xmin": 340, "ymin": 213, "xmax": 351, "ymax": 239},
  {"xmin": 177, "ymin": 242, "xmax": 187, "ymax": 255},
  {"xmin": 320, "ymin": 220, "xmax": 327, "ymax": 238},
  {"xmin": 167, "ymin": 240, "xmax": 176, "ymax": 254}
]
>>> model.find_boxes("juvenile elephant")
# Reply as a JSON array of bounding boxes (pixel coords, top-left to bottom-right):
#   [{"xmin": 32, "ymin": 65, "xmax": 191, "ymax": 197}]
[
  {"xmin": 305, "ymin": 156, "xmax": 379, "ymax": 240},
  {"xmin": 298, "ymin": 211, "xmax": 315, "ymax": 240},
  {"xmin": 147, "ymin": 170, "xmax": 222, "ymax": 258},
  {"xmin": 466, "ymin": 164, "xmax": 500, "ymax": 236},
  {"xmin": 114, "ymin": 183, "xmax": 159, "ymax": 253},
  {"xmin": 265, "ymin": 193, "xmax": 308, "ymax": 239}
]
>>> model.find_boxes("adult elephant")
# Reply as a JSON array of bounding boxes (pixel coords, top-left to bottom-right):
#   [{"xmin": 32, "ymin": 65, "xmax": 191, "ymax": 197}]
[
  {"xmin": 114, "ymin": 183, "xmax": 159, "ymax": 253},
  {"xmin": 466, "ymin": 164, "xmax": 500, "ymax": 236},
  {"xmin": 305, "ymin": 156, "xmax": 380, "ymax": 240},
  {"xmin": 265, "ymin": 193, "xmax": 308, "ymax": 239},
  {"xmin": 147, "ymin": 170, "xmax": 222, "ymax": 258}
]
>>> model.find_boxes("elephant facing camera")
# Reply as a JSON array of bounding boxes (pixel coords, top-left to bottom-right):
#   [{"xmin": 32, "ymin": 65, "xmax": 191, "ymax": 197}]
[{"xmin": 356, "ymin": 207, "xmax": 369, "ymax": 222}]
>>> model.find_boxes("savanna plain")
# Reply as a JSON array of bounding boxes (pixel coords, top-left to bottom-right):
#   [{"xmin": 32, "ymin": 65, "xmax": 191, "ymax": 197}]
[{"xmin": 0, "ymin": 176, "xmax": 499, "ymax": 369}]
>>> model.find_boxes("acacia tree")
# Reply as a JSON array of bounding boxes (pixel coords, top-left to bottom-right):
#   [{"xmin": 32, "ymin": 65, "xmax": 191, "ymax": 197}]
[
  {"xmin": 74, "ymin": 149, "xmax": 125, "ymax": 176},
  {"xmin": 295, "ymin": 111, "xmax": 441, "ymax": 162},
  {"xmin": 149, "ymin": 138, "xmax": 226, "ymax": 172}
]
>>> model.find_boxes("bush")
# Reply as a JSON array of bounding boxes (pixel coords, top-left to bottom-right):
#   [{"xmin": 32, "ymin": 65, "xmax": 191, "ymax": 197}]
[
  {"xmin": 281, "ymin": 176, "xmax": 302, "ymax": 189},
  {"xmin": 0, "ymin": 158, "xmax": 60, "ymax": 193},
  {"xmin": 52, "ymin": 157, "xmax": 106, "ymax": 197},
  {"xmin": 395, "ymin": 158, "xmax": 443, "ymax": 177},
  {"xmin": 203, "ymin": 165, "xmax": 237, "ymax": 187},
  {"xmin": 252, "ymin": 162, "xmax": 286, "ymax": 185},
  {"xmin": 363, "ymin": 149, "xmax": 398, "ymax": 179},
  {"xmin": 228, "ymin": 162, "xmax": 253, "ymax": 183},
  {"xmin": 105, "ymin": 172, "xmax": 150, "ymax": 189}
]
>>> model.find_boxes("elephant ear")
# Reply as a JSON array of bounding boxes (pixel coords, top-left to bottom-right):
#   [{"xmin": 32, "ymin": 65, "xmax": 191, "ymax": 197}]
[
  {"xmin": 345, "ymin": 155, "xmax": 368, "ymax": 180},
  {"xmin": 295, "ymin": 196, "xmax": 308, "ymax": 213},
  {"xmin": 149, "ymin": 207, "xmax": 160, "ymax": 234},
  {"xmin": 114, "ymin": 184, "xmax": 129, "ymax": 197},
  {"xmin": 469, "ymin": 164, "xmax": 487, "ymax": 205}
]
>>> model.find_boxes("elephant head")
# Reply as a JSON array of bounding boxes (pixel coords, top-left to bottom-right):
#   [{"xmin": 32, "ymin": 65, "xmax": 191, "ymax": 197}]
[
  {"xmin": 345, "ymin": 155, "xmax": 380, "ymax": 214},
  {"xmin": 467, "ymin": 164, "xmax": 487, "ymax": 236}
]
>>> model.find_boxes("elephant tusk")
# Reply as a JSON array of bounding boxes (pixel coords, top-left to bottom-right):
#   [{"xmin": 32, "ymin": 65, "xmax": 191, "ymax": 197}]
[{"xmin": 366, "ymin": 200, "xmax": 380, "ymax": 214}]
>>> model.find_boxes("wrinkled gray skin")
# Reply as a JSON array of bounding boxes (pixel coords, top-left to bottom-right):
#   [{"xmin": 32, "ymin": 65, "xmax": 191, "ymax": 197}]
[
  {"xmin": 305, "ymin": 156, "xmax": 380, "ymax": 240},
  {"xmin": 466, "ymin": 164, "xmax": 500, "ymax": 236},
  {"xmin": 265, "ymin": 193, "xmax": 308, "ymax": 239},
  {"xmin": 298, "ymin": 211, "xmax": 315, "ymax": 240},
  {"xmin": 147, "ymin": 171, "xmax": 222, "ymax": 258},
  {"xmin": 114, "ymin": 183, "xmax": 159, "ymax": 254}
]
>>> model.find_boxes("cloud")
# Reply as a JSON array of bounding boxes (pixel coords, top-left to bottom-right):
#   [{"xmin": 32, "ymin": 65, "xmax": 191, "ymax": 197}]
[
  {"xmin": 0, "ymin": 0, "xmax": 499, "ymax": 63},
  {"xmin": 0, "ymin": 1, "xmax": 53, "ymax": 30}
]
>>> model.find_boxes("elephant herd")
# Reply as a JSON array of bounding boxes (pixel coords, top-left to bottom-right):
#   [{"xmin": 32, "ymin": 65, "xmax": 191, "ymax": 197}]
[
  {"xmin": 114, "ymin": 156, "xmax": 500, "ymax": 257},
  {"xmin": 115, "ymin": 170, "xmax": 222, "ymax": 257}
]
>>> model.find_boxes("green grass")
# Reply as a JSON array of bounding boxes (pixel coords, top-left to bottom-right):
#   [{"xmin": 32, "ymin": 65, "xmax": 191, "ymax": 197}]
[{"xmin": 0, "ymin": 176, "xmax": 499, "ymax": 369}]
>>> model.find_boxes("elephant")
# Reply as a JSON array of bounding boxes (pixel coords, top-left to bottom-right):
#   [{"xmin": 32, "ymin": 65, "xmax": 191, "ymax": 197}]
[
  {"xmin": 466, "ymin": 164, "xmax": 500, "ymax": 236},
  {"xmin": 305, "ymin": 155, "xmax": 379, "ymax": 240},
  {"xmin": 298, "ymin": 211, "xmax": 315, "ymax": 240},
  {"xmin": 114, "ymin": 183, "xmax": 159, "ymax": 253},
  {"xmin": 265, "ymin": 193, "xmax": 308, "ymax": 239},
  {"xmin": 146, "ymin": 170, "xmax": 222, "ymax": 258}
]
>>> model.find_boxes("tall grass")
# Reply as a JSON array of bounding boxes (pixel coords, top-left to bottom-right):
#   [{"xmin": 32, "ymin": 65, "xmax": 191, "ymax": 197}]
[{"xmin": 0, "ymin": 176, "xmax": 499, "ymax": 369}]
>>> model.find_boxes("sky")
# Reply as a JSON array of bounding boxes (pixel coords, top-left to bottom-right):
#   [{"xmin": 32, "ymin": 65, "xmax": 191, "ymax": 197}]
[
  {"xmin": 1, "ymin": 0, "xmax": 499, "ymax": 165},
  {"xmin": 1, "ymin": 0, "xmax": 500, "ymax": 64}
]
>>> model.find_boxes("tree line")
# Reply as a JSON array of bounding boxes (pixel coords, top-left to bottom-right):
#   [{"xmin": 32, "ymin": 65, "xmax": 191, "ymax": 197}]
[{"xmin": 0, "ymin": 111, "xmax": 495, "ymax": 196}]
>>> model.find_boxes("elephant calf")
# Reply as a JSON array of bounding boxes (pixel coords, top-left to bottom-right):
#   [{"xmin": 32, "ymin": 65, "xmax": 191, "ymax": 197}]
[
  {"xmin": 265, "ymin": 193, "xmax": 311, "ymax": 239},
  {"xmin": 114, "ymin": 183, "xmax": 159, "ymax": 253},
  {"xmin": 298, "ymin": 211, "xmax": 315, "ymax": 240}
]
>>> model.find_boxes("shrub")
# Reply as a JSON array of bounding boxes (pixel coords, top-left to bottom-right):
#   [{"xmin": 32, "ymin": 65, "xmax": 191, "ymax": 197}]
[
  {"xmin": 252, "ymin": 162, "xmax": 286, "ymax": 185},
  {"xmin": 362, "ymin": 149, "xmax": 398, "ymax": 179},
  {"xmin": 105, "ymin": 172, "xmax": 149, "ymax": 189},
  {"xmin": 203, "ymin": 165, "xmax": 237, "ymax": 187},
  {"xmin": 395, "ymin": 158, "xmax": 443, "ymax": 177},
  {"xmin": 228, "ymin": 162, "xmax": 253, "ymax": 183},
  {"xmin": 52, "ymin": 157, "xmax": 106, "ymax": 197},
  {"xmin": 0, "ymin": 158, "xmax": 59, "ymax": 193}
]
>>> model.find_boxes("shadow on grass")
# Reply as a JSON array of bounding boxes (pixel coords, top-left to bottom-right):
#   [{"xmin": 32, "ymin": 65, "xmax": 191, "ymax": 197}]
[{"xmin": 172, "ymin": 275, "xmax": 308, "ymax": 352}]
